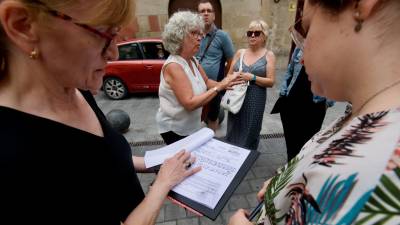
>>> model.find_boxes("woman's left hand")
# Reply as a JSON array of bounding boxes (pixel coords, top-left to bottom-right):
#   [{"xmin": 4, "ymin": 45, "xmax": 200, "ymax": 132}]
[
  {"xmin": 222, "ymin": 72, "xmax": 245, "ymax": 90},
  {"xmin": 228, "ymin": 209, "xmax": 253, "ymax": 225}
]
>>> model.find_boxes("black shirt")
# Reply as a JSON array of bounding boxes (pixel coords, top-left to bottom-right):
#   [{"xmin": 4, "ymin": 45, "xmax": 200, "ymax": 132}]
[{"xmin": 0, "ymin": 91, "xmax": 145, "ymax": 224}]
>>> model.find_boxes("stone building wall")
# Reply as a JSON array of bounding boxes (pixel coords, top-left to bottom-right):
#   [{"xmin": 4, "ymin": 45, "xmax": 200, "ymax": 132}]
[{"xmin": 123, "ymin": 0, "xmax": 298, "ymax": 69}]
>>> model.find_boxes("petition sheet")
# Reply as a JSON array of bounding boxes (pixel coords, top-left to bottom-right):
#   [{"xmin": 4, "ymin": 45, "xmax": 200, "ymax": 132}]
[
  {"xmin": 144, "ymin": 128, "xmax": 214, "ymax": 168},
  {"xmin": 172, "ymin": 139, "xmax": 250, "ymax": 209}
]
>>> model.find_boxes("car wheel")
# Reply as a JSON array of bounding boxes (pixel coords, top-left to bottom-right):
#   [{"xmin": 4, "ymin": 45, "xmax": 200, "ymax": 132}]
[{"xmin": 103, "ymin": 77, "xmax": 128, "ymax": 100}]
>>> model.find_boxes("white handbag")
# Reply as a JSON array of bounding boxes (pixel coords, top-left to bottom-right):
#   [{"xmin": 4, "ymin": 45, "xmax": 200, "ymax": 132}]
[{"xmin": 220, "ymin": 50, "xmax": 248, "ymax": 114}]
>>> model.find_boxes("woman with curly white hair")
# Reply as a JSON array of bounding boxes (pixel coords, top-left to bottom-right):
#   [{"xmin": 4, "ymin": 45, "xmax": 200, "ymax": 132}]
[{"xmin": 157, "ymin": 11, "xmax": 238, "ymax": 144}]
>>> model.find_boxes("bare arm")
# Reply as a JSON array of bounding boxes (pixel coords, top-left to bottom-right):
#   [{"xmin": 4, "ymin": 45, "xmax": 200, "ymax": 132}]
[
  {"xmin": 240, "ymin": 51, "xmax": 276, "ymax": 88},
  {"xmin": 164, "ymin": 63, "xmax": 221, "ymax": 111},
  {"xmin": 124, "ymin": 151, "xmax": 201, "ymax": 225},
  {"xmin": 165, "ymin": 62, "xmax": 237, "ymax": 112},
  {"xmin": 227, "ymin": 50, "xmax": 242, "ymax": 75},
  {"xmin": 224, "ymin": 57, "xmax": 233, "ymax": 76}
]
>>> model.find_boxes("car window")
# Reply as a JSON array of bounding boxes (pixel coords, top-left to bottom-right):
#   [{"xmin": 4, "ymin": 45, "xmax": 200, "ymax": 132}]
[
  {"xmin": 118, "ymin": 43, "xmax": 141, "ymax": 61},
  {"xmin": 141, "ymin": 42, "xmax": 169, "ymax": 60}
]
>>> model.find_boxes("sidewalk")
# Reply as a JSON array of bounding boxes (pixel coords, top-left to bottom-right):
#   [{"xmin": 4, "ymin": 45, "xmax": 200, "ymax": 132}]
[{"xmin": 94, "ymin": 70, "xmax": 347, "ymax": 225}]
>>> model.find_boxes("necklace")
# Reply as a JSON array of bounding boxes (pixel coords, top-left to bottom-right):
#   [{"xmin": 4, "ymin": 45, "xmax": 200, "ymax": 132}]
[
  {"xmin": 317, "ymin": 78, "xmax": 400, "ymax": 144},
  {"xmin": 351, "ymin": 78, "xmax": 400, "ymax": 117}
]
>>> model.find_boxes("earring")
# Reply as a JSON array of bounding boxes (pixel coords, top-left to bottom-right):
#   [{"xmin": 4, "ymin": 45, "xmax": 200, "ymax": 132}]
[
  {"xmin": 1, "ymin": 57, "xmax": 5, "ymax": 71},
  {"xmin": 354, "ymin": 11, "xmax": 363, "ymax": 33},
  {"xmin": 29, "ymin": 49, "xmax": 39, "ymax": 59},
  {"xmin": 354, "ymin": 0, "xmax": 363, "ymax": 33}
]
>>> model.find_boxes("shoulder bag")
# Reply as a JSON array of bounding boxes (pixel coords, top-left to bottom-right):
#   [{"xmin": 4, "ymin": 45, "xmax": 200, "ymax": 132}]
[{"xmin": 220, "ymin": 50, "xmax": 249, "ymax": 114}]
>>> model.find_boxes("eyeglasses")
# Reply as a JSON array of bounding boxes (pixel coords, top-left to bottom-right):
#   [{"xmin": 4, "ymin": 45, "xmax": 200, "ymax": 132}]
[
  {"xmin": 199, "ymin": 9, "xmax": 214, "ymax": 14},
  {"xmin": 190, "ymin": 30, "xmax": 203, "ymax": 39},
  {"xmin": 246, "ymin": 31, "xmax": 263, "ymax": 37},
  {"xmin": 289, "ymin": 17, "xmax": 306, "ymax": 51},
  {"xmin": 31, "ymin": 0, "xmax": 119, "ymax": 54}
]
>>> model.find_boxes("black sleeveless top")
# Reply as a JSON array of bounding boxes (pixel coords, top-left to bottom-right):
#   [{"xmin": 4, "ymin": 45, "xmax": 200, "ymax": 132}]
[{"xmin": 0, "ymin": 91, "xmax": 144, "ymax": 225}]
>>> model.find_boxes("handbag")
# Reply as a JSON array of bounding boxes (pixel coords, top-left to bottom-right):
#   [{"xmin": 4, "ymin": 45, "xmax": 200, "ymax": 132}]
[{"xmin": 220, "ymin": 50, "xmax": 248, "ymax": 114}]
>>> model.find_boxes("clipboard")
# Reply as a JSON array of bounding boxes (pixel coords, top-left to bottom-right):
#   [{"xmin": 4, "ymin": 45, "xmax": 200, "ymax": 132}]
[{"xmin": 167, "ymin": 149, "xmax": 260, "ymax": 220}]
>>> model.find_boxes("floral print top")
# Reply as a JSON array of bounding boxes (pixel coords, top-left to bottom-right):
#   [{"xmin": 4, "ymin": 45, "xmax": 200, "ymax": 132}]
[{"xmin": 257, "ymin": 107, "xmax": 400, "ymax": 225}]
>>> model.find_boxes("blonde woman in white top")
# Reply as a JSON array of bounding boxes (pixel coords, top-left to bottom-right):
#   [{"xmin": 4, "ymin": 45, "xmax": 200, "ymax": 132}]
[{"xmin": 157, "ymin": 11, "xmax": 239, "ymax": 144}]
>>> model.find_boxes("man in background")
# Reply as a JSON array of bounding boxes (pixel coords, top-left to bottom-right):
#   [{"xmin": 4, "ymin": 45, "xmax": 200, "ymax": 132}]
[{"xmin": 196, "ymin": 0, "xmax": 235, "ymax": 131}]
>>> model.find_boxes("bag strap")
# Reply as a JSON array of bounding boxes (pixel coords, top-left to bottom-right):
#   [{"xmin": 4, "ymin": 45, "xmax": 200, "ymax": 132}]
[
  {"xmin": 238, "ymin": 49, "xmax": 245, "ymax": 72},
  {"xmin": 199, "ymin": 28, "xmax": 218, "ymax": 63}
]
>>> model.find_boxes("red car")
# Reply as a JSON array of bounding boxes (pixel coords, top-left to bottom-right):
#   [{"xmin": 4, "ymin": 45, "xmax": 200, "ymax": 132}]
[{"xmin": 103, "ymin": 38, "xmax": 169, "ymax": 99}]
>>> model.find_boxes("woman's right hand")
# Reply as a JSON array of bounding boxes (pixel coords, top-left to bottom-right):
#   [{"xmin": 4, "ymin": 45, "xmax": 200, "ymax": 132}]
[
  {"xmin": 152, "ymin": 150, "xmax": 201, "ymax": 194},
  {"xmin": 228, "ymin": 209, "xmax": 253, "ymax": 225}
]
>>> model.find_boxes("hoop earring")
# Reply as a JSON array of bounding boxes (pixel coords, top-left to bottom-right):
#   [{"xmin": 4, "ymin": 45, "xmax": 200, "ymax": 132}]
[{"xmin": 29, "ymin": 49, "xmax": 39, "ymax": 59}]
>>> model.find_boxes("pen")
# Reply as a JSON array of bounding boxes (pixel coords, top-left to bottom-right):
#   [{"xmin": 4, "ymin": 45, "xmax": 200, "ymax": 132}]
[{"xmin": 247, "ymin": 201, "xmax": 264, "ymax": 221}]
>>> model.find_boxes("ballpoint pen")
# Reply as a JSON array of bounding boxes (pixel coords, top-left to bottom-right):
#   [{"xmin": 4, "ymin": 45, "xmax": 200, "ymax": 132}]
[{"xmin": 247, "ymin": 201, "xmax": 264, "ymax": 221}]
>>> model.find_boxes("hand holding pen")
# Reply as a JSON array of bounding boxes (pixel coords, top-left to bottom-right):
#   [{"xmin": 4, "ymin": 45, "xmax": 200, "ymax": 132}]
[{"xmin": 227, "ymin": 178, "xmax": 272, "ymax": 225}]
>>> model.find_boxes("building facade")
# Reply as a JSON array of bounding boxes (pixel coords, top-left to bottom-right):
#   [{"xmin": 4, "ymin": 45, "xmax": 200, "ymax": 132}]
[{"xmin": 121, "ymin": 0, "xmax": 299, "ymax": 69}]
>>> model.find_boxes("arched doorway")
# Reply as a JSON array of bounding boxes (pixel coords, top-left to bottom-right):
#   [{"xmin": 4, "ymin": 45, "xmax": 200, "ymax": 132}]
[{"xmin": 168, "ymin": 0, "xmax": 222, "ymax": 28}]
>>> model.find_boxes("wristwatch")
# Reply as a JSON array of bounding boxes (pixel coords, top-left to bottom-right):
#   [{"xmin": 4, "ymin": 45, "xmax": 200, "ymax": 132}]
[{"xmin": 212, "ymin": 86, "xmax": 219, "ymax": 93}]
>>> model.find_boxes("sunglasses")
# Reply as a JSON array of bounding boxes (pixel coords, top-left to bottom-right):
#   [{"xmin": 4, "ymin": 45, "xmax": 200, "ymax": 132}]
[
  {"xmin": 31, "ymin": 0, "xmax": 119, "ymax": 55},
  {"xmin": 246, "ymin": 31, "xmax": 263, "ymax": 37}
]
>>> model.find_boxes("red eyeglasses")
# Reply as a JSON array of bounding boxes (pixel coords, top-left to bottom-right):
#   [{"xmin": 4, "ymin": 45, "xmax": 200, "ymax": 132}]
[{"xmin": 31, "ymin": 0, "xmax": 120, "ymax": 54}]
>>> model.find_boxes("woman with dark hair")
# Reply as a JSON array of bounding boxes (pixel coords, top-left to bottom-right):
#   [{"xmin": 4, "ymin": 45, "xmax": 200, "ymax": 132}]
[{"xmin": 229, "ymin": 0, "xmax": 400, "ymax": 224}]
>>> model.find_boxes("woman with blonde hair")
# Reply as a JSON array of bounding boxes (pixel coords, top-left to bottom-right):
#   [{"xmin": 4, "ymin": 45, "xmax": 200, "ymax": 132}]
[
  {"xmin": 225, "ymin": 19, "xmax": 276, "ymax": 150},
  {"xmin": 0, "ymin": 1, "xmax": 199, "ymax": 224}
]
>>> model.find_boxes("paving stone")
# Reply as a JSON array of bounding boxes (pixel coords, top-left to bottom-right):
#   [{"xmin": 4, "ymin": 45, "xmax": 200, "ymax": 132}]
[
  {"xmin": 221, "ymin": 211, "xmax": 236, "ymax": 224},
  {"xmin": 156, "ymin": 221, "xmax": 176, "ymax": 225},
  {"xmin": 164, "ymin": 204, "xmax": 187, "ymax": 221},
  {"xmin": 200, "ymin": 216, "xmax": 224, "ymax": 225},
  {"xmin": 156, "ymin": 207, "xmax": 165, "ymax": 223},
  {"xmin": 249, "ymin": 178, "xmax": 267, "ymax": 192},
  {"xmin": 177, "ymin": 217, "xmax": 199, "ymax": 225},
  {"xmin": 252, "ymin": 166, "xmax": 276, "ymax": 179},
  {"xmin": 227, "ymin": 195, "xmax": 249, "ymax": 211},
  {"xmin": 246, "ymin": 193, "xmax": 260, "ymax": 208},
  {"xmin": 234, "ymin": 181, "xmax": 252, "ymax": 194}
]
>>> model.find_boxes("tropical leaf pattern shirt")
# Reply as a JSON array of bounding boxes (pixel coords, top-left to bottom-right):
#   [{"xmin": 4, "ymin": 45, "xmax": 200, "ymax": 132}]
[{"xmin": 257, "ymin": 107, "xmax": 400, "ymax": 225}]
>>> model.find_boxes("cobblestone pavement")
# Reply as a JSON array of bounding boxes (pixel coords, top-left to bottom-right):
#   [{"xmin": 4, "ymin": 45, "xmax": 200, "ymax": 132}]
[{"xmin": 94, "ymin": 70, "xmax": 347, "ymax": 225}]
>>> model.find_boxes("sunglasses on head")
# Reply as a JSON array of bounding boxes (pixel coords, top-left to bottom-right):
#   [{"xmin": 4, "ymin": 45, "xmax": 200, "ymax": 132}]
[{"xmin": 246, "ymin": 31, "xmax": 262, "ymax": 37}]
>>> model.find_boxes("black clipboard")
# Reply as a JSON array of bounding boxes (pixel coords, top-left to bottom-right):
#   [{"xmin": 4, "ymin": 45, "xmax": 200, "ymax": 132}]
[{"xmin": 167, "ymin": 148, "xmax": 260, "ymax": 220}]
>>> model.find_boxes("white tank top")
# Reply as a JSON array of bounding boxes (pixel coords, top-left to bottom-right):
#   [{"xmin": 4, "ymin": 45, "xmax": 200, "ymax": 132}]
[{"xmin": 156, "ymin": 55, "xmax": 207, "ymax": 136}]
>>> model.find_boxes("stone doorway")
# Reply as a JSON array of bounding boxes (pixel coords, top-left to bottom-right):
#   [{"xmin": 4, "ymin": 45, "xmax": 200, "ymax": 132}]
[{"xmin": 168, "ymin": 0, "xmax": 222, "ymax": 28}]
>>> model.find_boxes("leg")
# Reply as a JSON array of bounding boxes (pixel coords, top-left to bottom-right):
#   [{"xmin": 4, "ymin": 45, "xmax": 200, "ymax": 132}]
[{"xmin": 207, "ymin": 93, "xmax": 222, "ymax": 132}]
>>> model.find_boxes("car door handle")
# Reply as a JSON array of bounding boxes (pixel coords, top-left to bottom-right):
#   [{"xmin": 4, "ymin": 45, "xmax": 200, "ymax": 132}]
[{"xmin": 144, "ymin": 65, "xmax": 153, "ymax": 69}]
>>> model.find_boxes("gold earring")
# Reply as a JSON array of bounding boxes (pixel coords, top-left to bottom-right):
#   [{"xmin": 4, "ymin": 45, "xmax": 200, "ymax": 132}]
[
  {"xmin": 354, "ymin": 11, "xmax": 363, "ymax": 33},
  {"xmin": 354, "ymin": 0, "xmax": 363, "ymax": 33},
  {"xmin": 29, "ymin": 49, "xmax": 39, "ymax": 59}
]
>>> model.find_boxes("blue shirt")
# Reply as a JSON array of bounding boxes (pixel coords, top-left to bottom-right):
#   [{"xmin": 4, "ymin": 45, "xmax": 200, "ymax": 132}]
[
  {"xmin": 196, "ymin": 25, "xmax": 234, "ymax": 81},
  {"xmin": 280, "ymin": 47, "xmax": 334, "ymax": 106}
]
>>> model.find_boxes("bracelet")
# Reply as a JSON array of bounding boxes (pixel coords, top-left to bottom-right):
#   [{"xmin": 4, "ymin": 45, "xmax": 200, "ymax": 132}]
[{"xmin": 252, "ymin": 74, "xmax": 257, "ymax": 82}]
